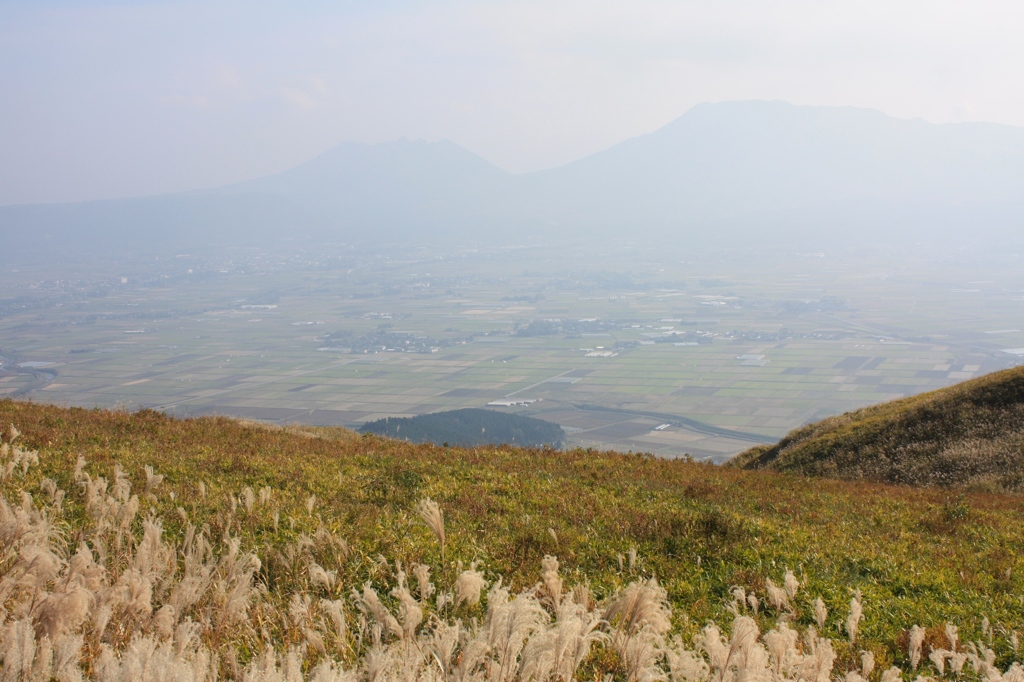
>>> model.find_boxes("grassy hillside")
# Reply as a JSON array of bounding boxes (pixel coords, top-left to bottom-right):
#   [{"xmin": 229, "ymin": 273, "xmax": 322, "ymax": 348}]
[
  {"xmin": 1, "ymin": 398, "xmax": 1024, "ymax": 679},
  {"xmin": 729, "ymin": 367, "xmax": 1024, "ymax": 491}
]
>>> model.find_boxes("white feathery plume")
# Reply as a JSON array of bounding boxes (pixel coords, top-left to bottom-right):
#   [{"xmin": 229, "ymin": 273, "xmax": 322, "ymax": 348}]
[
  {"xmin": 908, "ymin": 624, "xmax": 926, "ymax": 670},
  {"xmin": 143, "ymin": 465, "xmax": 163, "ymax": 498},
  {"xmin": 813, "ymin": 597, "xmax": 828, "ymax": 630},
  {"xmin": 320, "ymin": 598, "xmax": 349, "ymax": 655},
  {"xmin": 389, "ymin": 584, "xmax": 423, "ymax": 640},
  {"xmin": 881, "ymin": 666, "xmax": 903, "ymax": 682},
  {"xmin": 784, "ymin": 569, "xmax": 800, "ymax": 601},
  {"xmin": 309, "ymin": 561, "xmax": 337, "ymax": 592},
  {"xmin": 861, "ymin": 649, "xmax": 875, "ymax": 678},
  {"xmin": 415, "ymin": 498, "xmax": 445, "ymax": 559},
  {"xmin": 765, "ymin": 621, "xmax": 799, "ymax": 679},
  {"xmin": 765, "ymin": 578, "xmax": 790, "ymax": 611},
  {"xmin": 847, "ymin": 595, "xmax": 863, "ymax": 644},
  {"xmin": 412, "ymin": 563, "xmax": 434, "ymax": 603},
  {"xmin": 945, "ymin": 622, "xmax": 959, "ymax": 650},
  {"xmin": 540, "ymin": 555, "xmax": 563, "ymax": 609},
  {"xmin": 242, "ymin": 487, "xmax": 255, "ymax": 513},
  {"xmin": 353, "ymin": 583, "xmax": 402, "ymax": 639},
  {"xmin": 455, "ymin": 563, "xmax": 487, "ymax": 608},
  {"xmin": 730, "ymin": 586, "xmax": 746, "ymax": 613}
]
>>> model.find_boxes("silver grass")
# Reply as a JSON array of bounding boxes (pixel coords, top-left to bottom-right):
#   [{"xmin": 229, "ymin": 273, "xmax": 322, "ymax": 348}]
[
  {"xmin": 354, "ymin": 583, "xmax": 402, "ymax": 639},
  {"xmin": 617, "ymin": 628, "xmax": 666, "ymax": 682},
  {"xmin": 73, "ymin": 456, "xmax": 87, "ymax": 482},
  {"xmin": 32, "ymin": 587, "xmax": 93, "ymax": 640},
  {"xmin": 724, "ymin": 616, "xmax": 762, "ymax": 678},
  {"xmin": 798, "ymin": 631, "xmax": 835, "ymax": 682},
  {"xmin": 696, "ymin": 623, "xmax": 729, "ymax": 682},
  {"xmin": 541, "ymin": 554, "xmax": 563, "ymax": 609},
  {"xmin": 521, "ymin": 600, "xmax": 607, "ymax": 682},
  {"xmin": 423, "ymin": 620, "xmax": 461, "ymax": 678},
  {"xmin": 930, "ymin": 648, "xmax": 949, "ymax": 675},
  {"xmin": 604, "ymin": 579, "xmax": 672, "ymax": 639},
  {"xmin": 783, "ymin": 570, "xmax": 799, "ymax": 601},
  {"xmin": 112, "ymin": 464, "xmax": 131, "ymax": 503},
  {"xmin": 881, "ymin": 666, "xmax": 904, "ymax": 682},
  {"xmin": 151, "ymin": 604, "xmax": 177, "ymax": 640},
  {"xmin": 730, "ymin": 587, "xmax": 746, "ymax": 613},
  {"xmin": 847, "ymin": 596, "xmax": 863, "ymax": 644},
  {"xmin": 664, "ymin": 640, "xmax": 710, "ymax": 682},
  {"xmin": 0, "ymin": 617, "xmax": 37, "ymax": 682},
  {"xmin": 571, "ymin": 583, "xmax": 596, "ymax": 612},
  {"xmin": 320, "ymin": 598, "xmax": 349, "ymax": 655},
  {"xmin": 143, "ymin": 465, "xmax": 164, "ymax": 497},
  {"xmin": 862, "ymin": 649, "xmax": 875, "ymax": 678},
  {"xmin": 765, "ymin": 621, "xmax": 800, "ymax": 679},
  {"xmin": 481, "ymin": 588, "xmax": 548, "ymax": 682},
  {"xmin": 455, "ymin": 564, "xmax": 487, "ymax": 608},
  {"xmin": 813, "ymin": 597, "xmax": 828, "ymax": 631},
  {"xmin": 389, "ymin": 584, "xmax": 423, "ymax": 639},
  {"xmin": 909, "ymin": 624, "xmax": 926, "ymax": 670},
  {"xmin": 309, "ymin": 562, "xmax": 337, "ymax": 593},
  {"xmin": 412, "ymin": 563, "xmax": 435, "ymax": 603},
  {"xmin": 242, "ymin": 487, "xmax": 255, "ymax": 513},
  {"xmin": 747, "ymin": 593, "xmax": 759, "ymax": 614},
  {"xmin": 415, "ymin": 498, "xmax": 446, "ymax": 559},
  {"xmin": 945, "ymin": 622, "xmax": 959, "ymax": 651},
  {"xmin": 308, "ymin": 660, "xmax": 359, "ymax": 682},
  {"xmin": 765, "ymin": 578, "xmax": 790, "ymax": 611}
]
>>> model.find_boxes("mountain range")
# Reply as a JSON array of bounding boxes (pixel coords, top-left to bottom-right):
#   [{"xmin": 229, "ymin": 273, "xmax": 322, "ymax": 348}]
[{"xmin": 4, "ymin": 100, "xmax": 1024, "ymax": 259}]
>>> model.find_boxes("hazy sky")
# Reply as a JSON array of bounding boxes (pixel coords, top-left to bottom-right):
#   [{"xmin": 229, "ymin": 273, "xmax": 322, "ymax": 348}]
[{"xmin": 2, "ymin": 0, "xmax": 1023, "ymax": 205}]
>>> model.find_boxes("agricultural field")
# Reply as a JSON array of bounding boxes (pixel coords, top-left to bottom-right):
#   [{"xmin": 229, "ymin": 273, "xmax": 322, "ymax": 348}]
[{"xmin": 1, "ymin": 242, "xmax": 1022, "ymax": 461}]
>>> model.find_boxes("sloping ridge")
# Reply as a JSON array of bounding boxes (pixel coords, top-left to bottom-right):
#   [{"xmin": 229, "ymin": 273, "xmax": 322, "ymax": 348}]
[{"xmin": 729, "ymin": 366, "xmax": 1024, "ymax": 491}]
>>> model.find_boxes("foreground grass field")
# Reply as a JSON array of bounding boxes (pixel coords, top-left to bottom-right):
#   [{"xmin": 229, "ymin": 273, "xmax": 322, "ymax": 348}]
[{"xmin": 1, "ymin": 398, "xmax": 1023, "ymax": 679}]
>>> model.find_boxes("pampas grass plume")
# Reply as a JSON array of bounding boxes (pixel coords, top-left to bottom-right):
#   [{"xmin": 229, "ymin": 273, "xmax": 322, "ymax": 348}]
[{"xmin": 415, "ymin": 498, "xmax": 445, "ymax": 559}]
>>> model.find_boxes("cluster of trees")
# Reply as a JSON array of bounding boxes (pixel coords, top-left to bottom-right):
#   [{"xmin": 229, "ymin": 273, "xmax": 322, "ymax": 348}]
[{"xmin": 359, "ymin": 408, "xmax": 565, "ymax": 448}]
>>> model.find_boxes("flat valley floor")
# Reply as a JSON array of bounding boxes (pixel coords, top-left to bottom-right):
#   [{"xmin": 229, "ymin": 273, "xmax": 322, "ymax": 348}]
[{"xmin": 2, "ymin": 241, "xmax": 1022, "ymax": 462}]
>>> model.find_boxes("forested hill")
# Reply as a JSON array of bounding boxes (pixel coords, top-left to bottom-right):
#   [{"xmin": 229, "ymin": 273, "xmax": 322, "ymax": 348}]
[{"xmin": 358, "ymin": 407, "xmax": 565, "ymax": 448}]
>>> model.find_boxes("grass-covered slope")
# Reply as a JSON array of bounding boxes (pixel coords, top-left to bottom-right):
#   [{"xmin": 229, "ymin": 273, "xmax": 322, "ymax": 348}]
[
  {"xmin": 2, "ymin": 398, "xmax": 1024, "ymax": 679},
  {"xmin": 729, "ymin": 366, "xmax": 1024, "ymax": 490}
]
